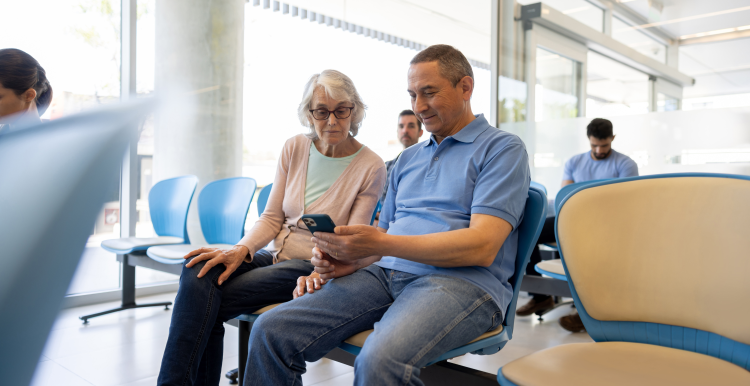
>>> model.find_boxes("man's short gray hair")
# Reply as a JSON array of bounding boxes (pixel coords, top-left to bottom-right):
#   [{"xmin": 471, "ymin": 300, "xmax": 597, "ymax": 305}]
[
  {"xmin": 410, "ymin": 44, "xmax": 473, "ymax": 86},
  {"xmin": 298, "ymin": 70, "xmax": 366, "ymax": 139}
]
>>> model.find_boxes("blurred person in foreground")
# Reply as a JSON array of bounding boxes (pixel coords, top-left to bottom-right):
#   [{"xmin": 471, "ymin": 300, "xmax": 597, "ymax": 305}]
[
  {"xmin": 157, "ymin": 69, "xmax": 386, "ymax": 386},
  {"xmin": 517, "ymin": 118, "xmax": 638, "ymax": 332},
  {"xmin": 244, "ymin": 44, "xmax": 530, "ymax": 386},
  {"xmin": 0, "ymin": 48, "xmax": 53, "ymax": 132}
]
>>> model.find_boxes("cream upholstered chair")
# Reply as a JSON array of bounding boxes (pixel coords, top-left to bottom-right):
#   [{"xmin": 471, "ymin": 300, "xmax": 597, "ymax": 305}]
[{"xmin": 498, "ymin": 174, "xmax": 750, "ymax": 386}]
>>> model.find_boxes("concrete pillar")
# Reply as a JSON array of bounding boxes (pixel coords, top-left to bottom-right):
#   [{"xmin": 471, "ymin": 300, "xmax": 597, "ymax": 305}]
[{"xmin": 154, "ymin": 0, "xmax": 245, "ymax": 244}]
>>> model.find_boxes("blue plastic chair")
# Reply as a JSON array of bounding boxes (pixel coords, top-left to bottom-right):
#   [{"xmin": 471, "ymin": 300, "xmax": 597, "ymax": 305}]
[
  {"xmin": 498, "ymin": 174, "xmax": 750, "ymax": 385},
  {"xmin": 530, "ymin": 181, "xmax": 547, "ymax": 195},
  {"xmin": 83, "ymin": 175, "xmax": 199, "ymax": 323},
  {"xmin": 100, "ymin": 175, "xmax": 198, "ymax": 254},
  {"xmin": 370, "ymin": 201, "xmax": 382, "ymax": 225},
  {"xmin": 147, "ymin": 177, "xmax": 257, "ymax": 264},
  {"xmin": 256, "ymin": 184, "xmax": 273, "ymax": 216}
]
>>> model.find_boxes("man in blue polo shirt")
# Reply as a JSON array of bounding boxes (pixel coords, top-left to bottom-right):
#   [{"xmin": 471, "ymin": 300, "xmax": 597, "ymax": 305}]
[
  {"xmin": 561, "ymin": 118, "xmax": 638, "ymax": 186},
  {"xmin": 244, "ymin": 44, "xmax": 530, "ymax": 386}
]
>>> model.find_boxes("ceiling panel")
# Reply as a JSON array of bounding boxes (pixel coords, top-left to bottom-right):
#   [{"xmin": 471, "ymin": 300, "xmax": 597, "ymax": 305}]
[{"xmin": 620, "ymin": 0, "xmax": 750, "ymax": 37}]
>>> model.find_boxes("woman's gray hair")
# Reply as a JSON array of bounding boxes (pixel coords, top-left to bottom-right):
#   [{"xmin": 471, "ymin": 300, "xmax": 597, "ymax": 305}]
[{"xmin": 298, "ymin": 70, "xmax": 366, "ymax": 139}]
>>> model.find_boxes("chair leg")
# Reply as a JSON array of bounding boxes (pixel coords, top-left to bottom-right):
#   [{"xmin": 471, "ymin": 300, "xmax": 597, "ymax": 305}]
[
  {"xmin": 79, "ymin": 254, "xmax": 172, "ymax": 323},
  {"xmin": 237, "ymin": 320, "xmax": 251, "ymax": 386},
  {"xmin": 535, "ymin": 297, "xmax": 574, "ymax": 321}
]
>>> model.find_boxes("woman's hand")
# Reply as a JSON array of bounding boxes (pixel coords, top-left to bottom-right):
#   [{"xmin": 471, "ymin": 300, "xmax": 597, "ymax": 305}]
[
  {"xmin": 184, "ymin": 245, "xmax": 250, "ymax": 285},
  {"xmin": 311, "ymin": 246, "xmax": 359, "ymax": 281},
  {"xmin": 293, "ymin": 271, "xmax": 327, "ymax": 299}
]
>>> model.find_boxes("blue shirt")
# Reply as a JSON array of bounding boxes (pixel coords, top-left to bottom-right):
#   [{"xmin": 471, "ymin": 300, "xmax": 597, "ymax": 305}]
[
  {"xmin": 376, "ymin": 114, "xmax": 530, "ymax": 315},
  {"xmin": 562, "ymin": 149, "xmax": 638, "ymax": 183}
]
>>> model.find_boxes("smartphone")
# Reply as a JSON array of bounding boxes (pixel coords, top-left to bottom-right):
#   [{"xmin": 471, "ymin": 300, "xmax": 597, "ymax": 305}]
[{"xmin": 300, "ymin": 214, "xmax": 337, "ymax": 234}]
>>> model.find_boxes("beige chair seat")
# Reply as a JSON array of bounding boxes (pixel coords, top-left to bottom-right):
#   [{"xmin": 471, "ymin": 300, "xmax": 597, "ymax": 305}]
[
  {"xmin": 101, "ymin": 236, "xmax": 184, "ymax": 252},
  {"xmin": 252, "ymin": 303, "xmax": 281, "ymax": 314},
  {"xmin": 535, "ymin": 259, "xmax": 564, "ymax": 276},
  {"xmin": 501, "ymin": 342, "xmax": 750, "ymax": 386},
  {"xmin": 344, "ymin": 325, "xmax": 504, "ymax": 348},
  {"xmin": 147, "ymin": 244, "xmax": 235, "ymax": 260}
]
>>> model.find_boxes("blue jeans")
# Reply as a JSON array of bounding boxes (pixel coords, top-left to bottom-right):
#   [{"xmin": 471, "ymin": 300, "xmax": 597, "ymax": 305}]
[
  {"xmin": 157, "ymin": 250, "xmax": 314, "ymax": 386},
  {"xmin": 245, "ymin": 264, "xmax": 502, "ymax": 386}
]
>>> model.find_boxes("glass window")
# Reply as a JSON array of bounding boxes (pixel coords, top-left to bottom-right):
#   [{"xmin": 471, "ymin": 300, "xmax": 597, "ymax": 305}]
[
  {"xmin": 242, "ymin": 3, "xmax": 492, "ymax": 186},
  {"xmin": 132, "ymin": 0, "xmax": 179, "ymax": 286},
  {"xmin": 612, "ymin": 16, "xmax": 666, "ymax": 63},
  {"xmin": 536, "ymin": 48, "xmax": 579, "ymax": 121},
  {"xmin": 518, "ymin": 0, "xmax": 604, "ymax": 32},
  {"xmin": 499, "ymin": 76, "xmax": 528, "ymax": 123},
  {"xmin": 586, "ymin": 51, "xmax": 650, "ymax": 117},
  {"xmin": 657, "ymin": 93, "xmax": 679, "ymax": 112},
  {"xmin": 1, "ymin": 0, "xmax": 125, "ymax": 295}
]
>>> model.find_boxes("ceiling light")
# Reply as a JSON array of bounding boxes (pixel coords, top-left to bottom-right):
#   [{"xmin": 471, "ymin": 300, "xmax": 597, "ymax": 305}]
[
  {"xmin": 618, "ymin": 5, "xmax": 750, "ymax": 32},
  {"xmin": 680, "ymin": 25, "xmax": 750, "ymax": 40}
]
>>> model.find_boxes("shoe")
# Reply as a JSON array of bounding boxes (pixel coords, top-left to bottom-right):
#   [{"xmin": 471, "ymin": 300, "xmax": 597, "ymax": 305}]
[
  {"xmin": 225, "ymin": 368, "xmax": 239, "ymax": 384},
  {"xmin": 559, "ymin": 311, "xmax": 586, "ymax": 332},
  {"xmin": 516, "ymin": 296, "xmax": 554, "ymax": 316}
]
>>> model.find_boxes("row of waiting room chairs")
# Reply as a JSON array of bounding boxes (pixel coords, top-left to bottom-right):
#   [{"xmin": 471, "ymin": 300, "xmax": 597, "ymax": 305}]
[
  {"xmin": 87, "ymin": 173, "xmax": 750, "ymax": 385},
  {"xmin": 80, "ymin": 176, "xmax": 265, "ymax": 322}
]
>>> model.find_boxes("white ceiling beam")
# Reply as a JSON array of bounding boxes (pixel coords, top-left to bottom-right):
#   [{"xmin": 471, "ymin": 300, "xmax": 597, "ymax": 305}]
[
  {"xmin": 521, "ymin": 3, "xmax": 694, "ymax": 86},
  {"xmin": 680, "ymin": 29, "xmax": 750, "ymax": 46},
  {"xmin": 590, "ymin": 0, "xmax": 677, "ymax": 44}
]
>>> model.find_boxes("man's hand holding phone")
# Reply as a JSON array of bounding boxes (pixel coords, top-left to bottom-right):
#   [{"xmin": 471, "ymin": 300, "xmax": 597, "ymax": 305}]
[{"xmin": 311, "ymin": 246, "xmax": 359, "ymax": 280}]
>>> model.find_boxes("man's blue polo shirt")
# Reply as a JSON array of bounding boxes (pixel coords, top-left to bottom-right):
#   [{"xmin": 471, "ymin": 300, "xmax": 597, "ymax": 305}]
[{"xmin": 376, "ymin": 114, "xmax": 530, "ymax": 316}]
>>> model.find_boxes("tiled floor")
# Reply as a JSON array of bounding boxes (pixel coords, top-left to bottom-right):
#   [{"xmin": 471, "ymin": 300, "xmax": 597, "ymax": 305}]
[{"xmin": 31, "ymin": 292, "xmax": 592, "ymax": 386}]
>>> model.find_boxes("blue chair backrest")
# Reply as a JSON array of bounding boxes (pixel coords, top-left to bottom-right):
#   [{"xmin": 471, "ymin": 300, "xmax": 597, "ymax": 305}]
[
  {"xmin": 556, "ymin": 173, "xmax": 750, "ymax": 371},
  {"xmin": 148, "ymin": 175, "xmax": 198, "ymax": 242},
  {"xmin": 199, "ymin": 177, "xmax": 257, "ymax": 245},
  {"xmin": 554, "ymin": 179, "xmax": 609, "ymax": 214},
  {"xmin": 257, "ymin": 184, "xmax": 273, "ymax": 216},
  {"xmin": 503, "ymin": 186, "xmax": 548, "ymax": 337},
  {"xmin": 530, "ymin": 181, "xmax": 547, "ymax": 195},
  {"xmin": 370, "ymin": 201, "xmax": 382, "ymax": 225}
]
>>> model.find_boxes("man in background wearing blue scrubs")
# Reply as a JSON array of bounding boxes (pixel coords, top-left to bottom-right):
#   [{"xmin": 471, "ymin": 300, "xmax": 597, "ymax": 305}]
[
  {"xmin": 561, "ymin": 118, "xmax": 638, "ymax": 186},
  {"xmin": 243, "ymin": 44, "xmax": 530, "ymax": 386},
  {"xmin": 517, "ymin": 117, "xmax": 638, "ymax": 332}
]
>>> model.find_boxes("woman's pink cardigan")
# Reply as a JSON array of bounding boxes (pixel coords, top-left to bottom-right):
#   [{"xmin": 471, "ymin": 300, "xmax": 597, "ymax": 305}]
[{"xmin": 238, "ymin": 134, "xmax": 386, "ymax": 263}]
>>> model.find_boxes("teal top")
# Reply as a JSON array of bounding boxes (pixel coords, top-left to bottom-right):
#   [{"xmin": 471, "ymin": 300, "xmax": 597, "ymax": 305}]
[{"xmin": 305, "ymin": 142, "xmax": 363, "ymax": 208}]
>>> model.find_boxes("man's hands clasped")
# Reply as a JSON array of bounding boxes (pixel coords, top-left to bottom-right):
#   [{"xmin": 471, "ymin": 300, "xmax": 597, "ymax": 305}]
[{"xmin": 184, "ymin": 245, "xmax": 250, "ymax": 285}]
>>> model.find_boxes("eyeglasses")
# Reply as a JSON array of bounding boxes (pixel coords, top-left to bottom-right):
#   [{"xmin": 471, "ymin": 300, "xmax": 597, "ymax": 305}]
[{"xmin": 309, "ymin": 106, "xmax": 354, "ymax": 120}]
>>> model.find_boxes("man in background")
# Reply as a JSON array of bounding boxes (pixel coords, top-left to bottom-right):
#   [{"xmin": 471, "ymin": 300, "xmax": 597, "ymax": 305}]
[
  {"xmin": 518, "ymin": 117, "xmax": 638, "ymax": 332},
  {"xmin": 377, "ymin": 109, "xmax": 423, "ymax": 215}
]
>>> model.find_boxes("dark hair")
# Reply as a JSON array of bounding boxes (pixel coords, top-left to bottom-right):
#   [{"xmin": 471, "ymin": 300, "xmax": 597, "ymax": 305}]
[
  {"xmin": 398, "ymin": 109, "xmax": 422, "ymax": 130},
  {"xmin": 587, "ymin": 118, "xmax": 613, "ymax": 139},
  {"xmin": 410, "ymin": 44, "xmax": 473, "ymax": 86},
  {"xmin": 0, "ymin": 48, "xmax": 53, "ymax": 115}
]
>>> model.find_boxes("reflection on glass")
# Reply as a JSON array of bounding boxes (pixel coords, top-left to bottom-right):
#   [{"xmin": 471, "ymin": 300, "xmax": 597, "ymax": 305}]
[
  {"xmin": 499, "ymin": 76, "xmax": 527, "ymax": 123},
  {"xmin": 612, "ymin": 17, "xmax": 666, "ymax": 63},
  {"xmin": 536, "ymin": 48, "xmax": 579, "ymax": 122},
  {"xmin": 518, "ymin": 0, "xmax": 603, "ymax": 32},
  {"xmin": 586, "ymin": 51, "xmax": 650, "ymax": 117},
  {"xmin": 657, "ymin": 93, "xmax": 679, "ymax": 112}
]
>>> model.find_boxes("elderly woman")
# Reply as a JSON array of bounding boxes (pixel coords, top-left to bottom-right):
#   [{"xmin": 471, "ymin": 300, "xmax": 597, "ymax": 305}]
[
  {"xmin": 157, "ymin": 70, "xmax": 385, "ymax": 386},
  {"xmin": 0, "ymin": 48, "xmax": 53, "ymax": 130}
]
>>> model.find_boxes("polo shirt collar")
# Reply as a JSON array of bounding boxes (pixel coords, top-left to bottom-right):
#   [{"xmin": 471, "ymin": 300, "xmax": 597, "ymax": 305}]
[{"xmin": 424, "ymin": 114, "xmax": 490, "ymax": 147}]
